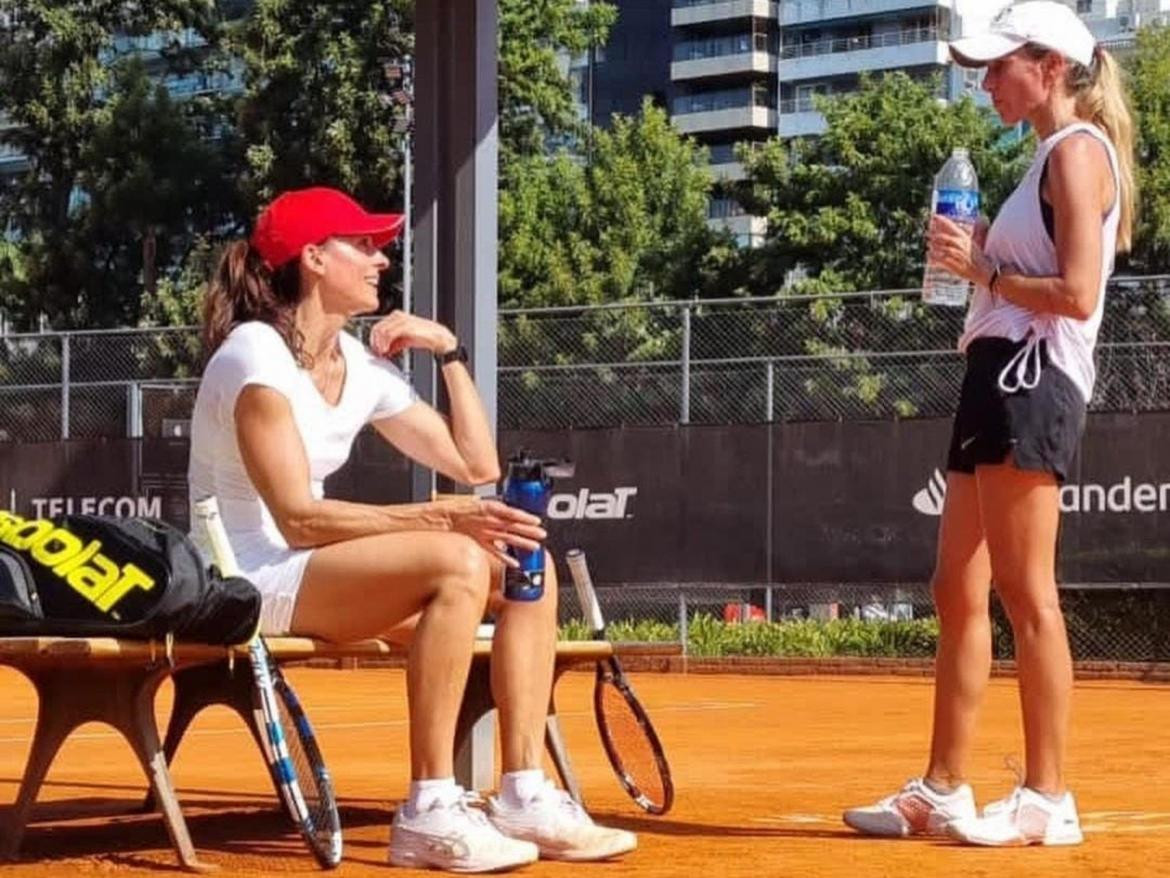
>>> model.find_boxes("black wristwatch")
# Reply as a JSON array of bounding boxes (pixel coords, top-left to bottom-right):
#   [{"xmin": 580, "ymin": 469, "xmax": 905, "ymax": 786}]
[{"xmin": 435, "ymin": 344, "xmax": 468, "ymax": 366}]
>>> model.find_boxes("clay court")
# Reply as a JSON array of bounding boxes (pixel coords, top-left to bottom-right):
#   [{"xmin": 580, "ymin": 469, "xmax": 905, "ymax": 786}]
[{"xmin": 1, "ymin": 666, "xmax": 1167, "ymax": 877}]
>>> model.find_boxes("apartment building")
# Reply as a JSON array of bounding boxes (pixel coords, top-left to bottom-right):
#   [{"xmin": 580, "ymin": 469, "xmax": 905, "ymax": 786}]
[
  {"xmin": 670, "ymin": 1, "xmax": 780, "ymax": 245},
  {"xmin": 778, "ymin": 1, "xmax": 963, "ymax": 139}
]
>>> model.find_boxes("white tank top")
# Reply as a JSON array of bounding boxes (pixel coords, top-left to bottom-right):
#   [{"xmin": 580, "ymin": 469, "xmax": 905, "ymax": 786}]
[{"xmin": 958, "ymin": 122, "xmax": 1121, "ymax": 402}]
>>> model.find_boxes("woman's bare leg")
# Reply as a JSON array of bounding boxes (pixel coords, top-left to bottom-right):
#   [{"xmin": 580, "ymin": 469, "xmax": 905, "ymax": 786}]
[
  {"xmin": 290, "ymin": 530, "xmax": 491, "ymax": 780},
  {"xmin": 925, "ymin": 471, "xmax": 994, "ymax": 789},
  {"xmin": 488, "ymin": 552, "xmax": 559, "ymax": 772},
  {"xmin": 976, "ymin": 461, "xmax": 1070, "ymax": 795}
]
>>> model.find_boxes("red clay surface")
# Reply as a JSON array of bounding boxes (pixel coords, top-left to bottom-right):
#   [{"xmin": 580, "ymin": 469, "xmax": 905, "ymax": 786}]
[{"xmin": 2, "ymin": 667, "xmax": 1167, "ymax": 877}]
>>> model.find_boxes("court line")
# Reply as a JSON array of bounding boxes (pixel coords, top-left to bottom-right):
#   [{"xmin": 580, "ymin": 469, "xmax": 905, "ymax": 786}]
[{"xmin": 0, "ymin": 699, "xmax": 761, "ymax": 744}]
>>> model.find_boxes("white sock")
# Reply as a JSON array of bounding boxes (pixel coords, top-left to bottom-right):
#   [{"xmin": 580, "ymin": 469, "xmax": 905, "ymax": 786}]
[
  {"xmin": 408, "ymin": 777, "xmax": 459, "ymax": 815},
  {"xmin": 500, "ymin": 769, "xmax": 546, "ymax": 807}
]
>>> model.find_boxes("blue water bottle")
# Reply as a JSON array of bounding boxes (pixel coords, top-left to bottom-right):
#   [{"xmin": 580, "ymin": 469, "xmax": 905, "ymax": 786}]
[{"xmin": 502, "ymin": 451, "xmax": 553, "ymax": 601}]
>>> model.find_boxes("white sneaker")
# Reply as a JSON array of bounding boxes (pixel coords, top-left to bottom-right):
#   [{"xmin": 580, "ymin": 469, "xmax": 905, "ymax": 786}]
[
  {"xmin": 389, "ymin": 790, "xmax": 540, "ymax": 873},
  {"xmin": 946, "ymin": 786, "xmax": 1084, "ymax": 847},
  {"xmin": 488, "ymin": 780, "xmax": 637, "ymax": 861},
  {"xmin": 843, "ymin": 778, "xmax": 977, "ymax": 838}
]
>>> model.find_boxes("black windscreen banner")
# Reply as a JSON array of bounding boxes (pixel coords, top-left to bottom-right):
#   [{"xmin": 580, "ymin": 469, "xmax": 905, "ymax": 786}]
[{"xmin": 3, "ymin": 413, "xmax": 1168, "ymax": 585}]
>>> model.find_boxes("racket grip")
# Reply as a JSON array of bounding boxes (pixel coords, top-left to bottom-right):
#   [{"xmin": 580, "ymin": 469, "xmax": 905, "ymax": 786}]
[
  {"xmin": 566, "ymin": 548, "xmax": 606, "ymax": 635},
  {"xmin": 192, "ymin": 496, "xmax": 241, "ymax": 578}
]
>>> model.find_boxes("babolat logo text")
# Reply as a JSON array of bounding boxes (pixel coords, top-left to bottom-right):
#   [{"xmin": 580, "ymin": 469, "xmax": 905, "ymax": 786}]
[
  {"xmin": 0, "ymin": 511, "xmax": 156, "ymax": 612},
  {"xmin": 547, "ymin": 487, "xmax": 637, "ymax": 520},
  {"xmin": 912, "ymin": 472, "xmax": 1170, "ymax": 517}
]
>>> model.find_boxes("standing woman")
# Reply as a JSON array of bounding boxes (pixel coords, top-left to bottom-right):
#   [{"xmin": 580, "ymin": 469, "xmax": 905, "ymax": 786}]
[
  {"xmin": 188, "ymin": 186, "xmax": 635, "ymax": 872},
  {"xmin": 843, "ymin": 2, "xmax": 1135, "ymax": 846}
]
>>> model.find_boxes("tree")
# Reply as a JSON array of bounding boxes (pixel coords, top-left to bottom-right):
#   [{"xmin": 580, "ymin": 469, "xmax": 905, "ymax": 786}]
[
  {"xmin": 0, "ymin": 0, "xmax": 232, "ymax": 329},
  {"xmin": 740, "ymin": 72, "xmax": 1029, "ymax": 294},
  {"xmin": 1128, "ymin": 24, "xmax": 1170, "ymax": 273},
  {"xmin": 233, "ymin": 0, "xmax": 412, "ymax": 210},
  {"xmin": 499, "ymin": 100, "xmax": 718, "ymax": 386},
  {"xmin": 500, "ymin": 101, "xmax": 714, "ymax": 311},
  {"xmin": 497, "ymin": 0, "xmax": 616, "ymax": 164}
]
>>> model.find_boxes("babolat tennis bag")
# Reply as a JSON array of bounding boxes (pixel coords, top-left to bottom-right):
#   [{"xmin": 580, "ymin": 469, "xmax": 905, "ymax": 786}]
[{"xmin": 0, "ymin": 510, "xmax": 260, "ymax": 645}]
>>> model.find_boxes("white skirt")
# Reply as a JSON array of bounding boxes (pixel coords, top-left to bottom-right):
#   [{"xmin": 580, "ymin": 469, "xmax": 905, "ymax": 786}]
[{"xmin": 232, "ymin": 531, "xmax": 315, "ymax": 636}]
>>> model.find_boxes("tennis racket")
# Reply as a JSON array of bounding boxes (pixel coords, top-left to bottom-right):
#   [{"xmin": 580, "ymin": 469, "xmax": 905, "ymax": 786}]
[
  {"xmin": 192, "ymin": 497, "xmax": 343, "ymax": 869},
  {"xmin": 565, "ymin": 548, "xmax": 674, "ymax": 816}
]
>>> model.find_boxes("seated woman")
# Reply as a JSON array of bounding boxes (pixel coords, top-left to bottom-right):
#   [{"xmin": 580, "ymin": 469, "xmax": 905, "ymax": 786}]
[{"xmin": 187, "ymin": 186, "xmax": 636, "ymax": 873}]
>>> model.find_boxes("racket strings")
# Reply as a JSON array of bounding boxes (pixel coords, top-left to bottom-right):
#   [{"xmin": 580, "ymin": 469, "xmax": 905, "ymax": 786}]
[
  {"xmin": 598, "ymin": 681, "xmax": 668, "ymax": 807},
  {"xmin": 274, "ymin": 689, "xmax": 334, "ymax": 839}
]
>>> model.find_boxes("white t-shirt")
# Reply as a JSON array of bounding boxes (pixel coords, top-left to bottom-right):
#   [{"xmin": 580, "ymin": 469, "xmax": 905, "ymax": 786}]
[{"xmin": 187, "ymin": 321, "xmax": 416, "ymax": 591}]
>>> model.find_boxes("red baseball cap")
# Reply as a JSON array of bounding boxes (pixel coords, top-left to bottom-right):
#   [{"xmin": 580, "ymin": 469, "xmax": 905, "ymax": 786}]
[{"xmin": 250, "ymin": 186, "xmax": 406, "ymax": 269}]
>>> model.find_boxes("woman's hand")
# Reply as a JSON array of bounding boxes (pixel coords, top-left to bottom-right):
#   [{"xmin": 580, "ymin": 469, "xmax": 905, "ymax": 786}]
[
  {"xmin": 432, "ymin": 496, "xmax": 546, "ymax": 568},
  {"xmin": 928, "ymin": 215, "xmax": 995, "ymax": 288},
  {"xmin": 369, "ymin": 311, "xmax": 458, "ymax": 359}
]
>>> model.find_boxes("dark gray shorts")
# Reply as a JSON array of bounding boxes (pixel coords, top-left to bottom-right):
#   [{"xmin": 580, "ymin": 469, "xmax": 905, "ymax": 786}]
[{"xmin": 946, "ymin": 336, "xmax": 1087, "ymax": 483}]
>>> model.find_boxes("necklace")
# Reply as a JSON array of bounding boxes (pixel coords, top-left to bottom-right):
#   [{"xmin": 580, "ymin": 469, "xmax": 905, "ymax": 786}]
[{"xmin": 310, "ymin": 347, "xmax": 345, "ymax": 404}]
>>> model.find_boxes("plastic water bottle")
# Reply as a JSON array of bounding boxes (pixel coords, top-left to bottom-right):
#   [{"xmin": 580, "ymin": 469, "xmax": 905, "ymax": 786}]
[
  {"xmin": 501, "ymin": 451, "xmax": 554, "ymax": 601},
  {"xmin": 923, "ymin": 147, "xmax": 980, "ymax": 307}
]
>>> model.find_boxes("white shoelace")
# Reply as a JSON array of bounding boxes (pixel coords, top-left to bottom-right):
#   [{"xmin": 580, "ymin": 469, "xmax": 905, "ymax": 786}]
[
  {"xmin": 997, "ymin": 333, "xmax": 1044, "ymax": 393},
  {"xmin": 530, "ymin": 780, "xmax": 591, "ymax": 824}
]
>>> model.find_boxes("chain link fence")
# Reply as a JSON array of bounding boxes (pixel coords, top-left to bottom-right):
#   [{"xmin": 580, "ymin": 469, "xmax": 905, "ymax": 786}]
[
  {"xmin": 2, "ymin": 276, "xmax": 1169, "ymax": 441},
  {"xmin": 499, "ymin": 275, "xmax": 1170, "ymax": 428},
  {"xmin": 3, "ymin": 281, "xmax": 1170, "ymax": 664},
  {"xmin": 556, "ymin": 582, "xmax": 1170, "ymax": 663}
]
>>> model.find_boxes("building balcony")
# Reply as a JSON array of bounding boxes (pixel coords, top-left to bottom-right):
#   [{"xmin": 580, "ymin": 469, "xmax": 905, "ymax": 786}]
[
  {"xmin": 675, "ymin": 104, "xmax": 776, "ymax": 135},
  {"xmin": 779, "ymin": 27, "xmax": 948, "ymax": 80},
  {"xmin": 672, "ymin": 51, "xmax": 777, "ymax": 81},
  {"xmin": 708, "ymin": 212, "xmax": 767, "ymax": 247},
  {"xmin": 672, "ymin": 31, "xmax": 778, "ymax": 81},
  {"xmin": 710, "ymin": 161, "xmax": 748, "ymax": 181},
  {"xmin": 777, "ymin": 105, "xmax": 828, "ymax": 138},
  {"xmin": 782, "ymin": 0, "xmax": 951, "ymax": 27},
  {"xmin": 671, "ymin": 0, "xmax": 778, "ymax": 27}
]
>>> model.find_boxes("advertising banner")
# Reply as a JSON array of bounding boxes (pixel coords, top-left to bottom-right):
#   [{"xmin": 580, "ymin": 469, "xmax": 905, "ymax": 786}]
[{"xmin": 3, "ymin": 413, "xmax": 1168, "ymax": 585}]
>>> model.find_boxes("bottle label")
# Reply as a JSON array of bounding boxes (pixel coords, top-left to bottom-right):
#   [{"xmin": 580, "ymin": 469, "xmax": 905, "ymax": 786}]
[{"xmin": 935, "ymin": 188, "xmax": 980, "ymax": 222}]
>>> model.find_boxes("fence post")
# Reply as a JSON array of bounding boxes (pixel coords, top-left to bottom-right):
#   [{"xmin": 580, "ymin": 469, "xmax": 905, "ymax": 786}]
[
  {"xmin": 678, "ymin": 591, "xmax": 688, "ymax": 656},
  {"xmin": 765, "ymin": 585, "xmax": 773, "ymax": 622},
  {"xmin": 127, "ymin": 382, "xmax": 143, "ymax": 439},
  {"xmin": 765, "ymin": 360, "xmax": 775, "ymax": 422},
  {"xmin": 680, "ymin": 304, "xmax": 691, "ymax": 424},
  {"xmin": 60, "ymin": 334, "xmax": 71, "ymax": 440}
]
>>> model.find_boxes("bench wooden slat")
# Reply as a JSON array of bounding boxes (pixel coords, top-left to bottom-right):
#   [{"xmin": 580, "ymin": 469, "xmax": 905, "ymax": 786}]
[{"xmin": 0, "ymin": 636, "xmax": 614, "ymax": 666}]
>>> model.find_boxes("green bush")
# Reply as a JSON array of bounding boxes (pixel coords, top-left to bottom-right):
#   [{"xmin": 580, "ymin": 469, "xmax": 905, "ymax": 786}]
[{"xmin": 560, "ymin": 613, "xmax": 940, "ymax": 658}]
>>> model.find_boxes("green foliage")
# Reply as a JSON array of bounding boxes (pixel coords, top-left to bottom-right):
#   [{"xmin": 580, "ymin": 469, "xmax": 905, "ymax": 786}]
[
  {"xmin": 233, "ymin": 0, "xmax": 411, "ymax": 209},
  {"xmin": 499, "ymin": 99, "xmax": 716, "ymax": 310},
  {"xmin": 740, "ymin": 72, "xmax": 1029, "ymax": 293},
  {"xmin": 498, "ymin": 0, "xmax": 616, "ymax": 163},
  {"xmin": 559, "ymin": 612, "xmax": 940, "ymax": 658},
  {"xmin": 1128, "ymin": 24, "xmax": 1170, "ymax": 273},
  {"xmin": 0, "ymin": 0, "xmax": 233, "ymax": 329}
]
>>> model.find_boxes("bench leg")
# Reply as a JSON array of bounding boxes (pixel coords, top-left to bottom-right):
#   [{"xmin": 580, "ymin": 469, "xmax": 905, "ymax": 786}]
[
  {"xmin": 453, "ymin": 660, "xmax": 497, "ymax": 793},
  {"xmin": 2, "ymin": 665, "xmax": 216, "ymax": 873},
  {"xmin": 143, "ymin": 661, "xmax": 272, "ymax": 813}
]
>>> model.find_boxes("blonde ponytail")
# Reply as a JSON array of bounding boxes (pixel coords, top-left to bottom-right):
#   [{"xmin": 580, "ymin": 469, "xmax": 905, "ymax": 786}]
[{"xmin": 1071, "ymin": 47, "xmax": 1137, "ymax": 252}]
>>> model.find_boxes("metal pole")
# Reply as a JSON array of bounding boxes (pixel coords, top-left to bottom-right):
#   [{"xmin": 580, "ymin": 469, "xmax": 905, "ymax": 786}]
[
  {"xmin": 403, "ymin": 143, "xmax": 412, "ymax": 316},
  {"xmin": 765, "ymin": 586, "xmax": 773, "ymax": 623},
  {"xmin": 765, "ymin": 360, "xmax": 775, "ymax": 422},
  {"xmin": 680, "ymin": 305, "xmax": 691, "ymax": 425},
  {"xmin": 60, "ymin": 334, "xmax": 70, "ymax": 440},
  {"xmin": 127, "ymin": 382, "xmax": 143, "ymax": 439},
  {"xmin": 678, "ymin": 592, "xmax": 688, "ymax": 656}
]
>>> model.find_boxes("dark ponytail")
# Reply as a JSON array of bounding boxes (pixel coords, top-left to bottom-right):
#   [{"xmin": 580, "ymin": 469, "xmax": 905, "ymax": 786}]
[{"xmin": 202, "ymin": 241, "xmax": 309, "ymax": 365}]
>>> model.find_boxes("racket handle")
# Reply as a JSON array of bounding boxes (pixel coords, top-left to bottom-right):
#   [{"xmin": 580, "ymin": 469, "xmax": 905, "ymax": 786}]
[
  {"xmin": 192, "ymin": 496, "xmax": 241, "ymax": 578},
  {"xmin": 566, "ymin": 548, "xmax": 605, "ymax": 635}
]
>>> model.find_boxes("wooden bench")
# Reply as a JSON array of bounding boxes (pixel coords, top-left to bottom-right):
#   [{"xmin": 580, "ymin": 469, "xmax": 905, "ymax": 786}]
[{"xmin": 0, "ymin": 636, "xmax": 612, "ymax": 872}]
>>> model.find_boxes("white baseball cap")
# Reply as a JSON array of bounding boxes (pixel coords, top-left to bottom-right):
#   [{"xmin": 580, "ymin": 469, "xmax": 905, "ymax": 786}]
[{"xmin": 949, "ymin": 1, "xmax": 1096, "ymax": 68}]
